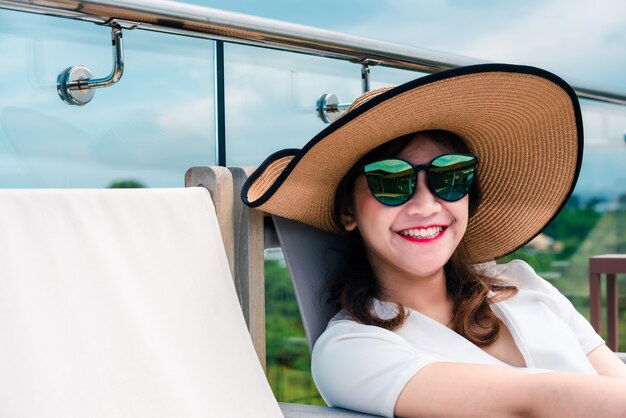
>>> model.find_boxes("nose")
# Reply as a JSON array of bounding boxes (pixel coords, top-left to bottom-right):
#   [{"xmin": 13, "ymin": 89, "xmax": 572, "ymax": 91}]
[{"xmin": 403, "ymin": 170, "xmax": 441, "ymax": 216}]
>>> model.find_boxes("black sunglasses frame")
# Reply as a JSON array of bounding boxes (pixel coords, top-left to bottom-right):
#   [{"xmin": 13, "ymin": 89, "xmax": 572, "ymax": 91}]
[{"xmin": 361, "ymin": 153, "xmax": 478, "ymax": 206}]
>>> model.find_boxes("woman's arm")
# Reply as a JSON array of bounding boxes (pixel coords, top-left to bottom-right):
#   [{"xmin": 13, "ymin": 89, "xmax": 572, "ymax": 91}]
[
  {"xmin": 587, "ymin": 344, "xmax": 626, "ymax": 379},
  {"xmin": 395, "ymin": 361, "xmax": 626, "ymax": 418}
]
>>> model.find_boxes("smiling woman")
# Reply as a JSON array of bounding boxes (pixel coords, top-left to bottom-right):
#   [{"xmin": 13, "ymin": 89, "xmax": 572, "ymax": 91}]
[
  {"xmin": 338, "ymin": 134, "xmax": 473, "ymax": 309},
  {"xmin": 242, "ymin": 63, "xmax": 626, "ymax": 417},
  {"xmin": 329, "ymin": 131, "xmax": 505, "ymax": 342}
]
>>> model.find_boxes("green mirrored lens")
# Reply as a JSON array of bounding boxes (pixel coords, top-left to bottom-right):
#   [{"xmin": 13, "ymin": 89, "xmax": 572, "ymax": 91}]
[
  {"xmin": 429, "ymin": 154, "xmax": 477, "ymax": 201},
  {"xmin": 364, "ymin": 159, "xmax": 415, "ymax": 205}
]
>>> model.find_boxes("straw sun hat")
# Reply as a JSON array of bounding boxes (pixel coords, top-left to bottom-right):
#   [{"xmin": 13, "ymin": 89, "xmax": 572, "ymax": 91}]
[{"xmin": 241, "ymin": 63, "xmax": 583, "ymax": 263}]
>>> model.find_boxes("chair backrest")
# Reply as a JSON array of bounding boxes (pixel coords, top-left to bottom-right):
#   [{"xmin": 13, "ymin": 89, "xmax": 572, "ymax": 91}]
[
  {"xmin": 0, "ymin": 187, "xmax": 283, "ymax": 418},
  {"xmin": 272, "ymin": 215, "xmax": 347, "ymax": 351}
]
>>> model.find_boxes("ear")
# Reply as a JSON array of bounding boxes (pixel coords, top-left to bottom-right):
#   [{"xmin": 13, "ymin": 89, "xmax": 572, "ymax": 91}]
[{"xmin": 340, "ymin": 209, "xmax": 357, "ymax": 231}]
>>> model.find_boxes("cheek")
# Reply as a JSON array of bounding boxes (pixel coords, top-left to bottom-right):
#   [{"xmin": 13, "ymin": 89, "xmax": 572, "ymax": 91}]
[
  {"xmin": 352, "ymin": 179, "xmax": 391, "ymax": 230},
  {"xmin": 449, "ymin": 196, "xmax": 470, "ymax": 230},
  {"xmin": 352, "ymin": 178, "xmax": 374, "ymax": 214}
]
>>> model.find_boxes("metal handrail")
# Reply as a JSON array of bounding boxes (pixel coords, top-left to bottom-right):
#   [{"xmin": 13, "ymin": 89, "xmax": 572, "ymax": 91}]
[{"xmin": 1, "ymin": 0, "xmax": 626, "ymax": 106}]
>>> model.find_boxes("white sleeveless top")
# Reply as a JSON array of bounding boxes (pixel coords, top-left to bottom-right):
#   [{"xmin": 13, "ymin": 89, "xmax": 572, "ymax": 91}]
[{"xmin": 311, "ymin": 260, "xmax": 604, "ymax": 418}]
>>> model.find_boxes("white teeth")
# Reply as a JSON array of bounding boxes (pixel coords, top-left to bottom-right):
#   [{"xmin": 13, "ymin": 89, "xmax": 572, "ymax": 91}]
[{"xmin": 399, "ymin": 226, "xmax": 444, "ymax": 239}]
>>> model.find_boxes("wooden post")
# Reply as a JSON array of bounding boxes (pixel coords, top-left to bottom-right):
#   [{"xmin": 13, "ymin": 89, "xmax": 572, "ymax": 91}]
[
  {"xmin": 230, "ymin": 167, "xmax": 266, "ymax": 371},
  {"xmin": 607, "ymin": 274, "xmax": 619, "ymax": 351},
  {"xmin": 185, "ymin": 167, "xmax": 235, "ymax": 277},
  {"xmin": 589, "ymin": 272, "xmax": 602, "ymax": 334}
]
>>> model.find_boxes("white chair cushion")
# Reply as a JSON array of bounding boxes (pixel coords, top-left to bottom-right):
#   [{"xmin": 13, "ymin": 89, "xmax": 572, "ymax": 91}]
[{"xmin": 0, "ymin": 188, "xmax": 282, "ymax": 418}]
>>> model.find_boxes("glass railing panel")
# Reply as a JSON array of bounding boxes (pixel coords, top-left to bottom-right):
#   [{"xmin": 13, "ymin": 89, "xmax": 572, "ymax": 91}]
[
  {"xmin": 264, "ymin": 248, "xmax": 324, "ymax": 405},
  {"xmin": 222, "ymin": 44, "xmax": 358, "ymax": 404},
  {"xmin": 222, "ymin": 46, "xmax": 429, "ymax": 404},
  {"xmin": 0, "ymin": 10, "xmax": 215, "ymax": 188}
]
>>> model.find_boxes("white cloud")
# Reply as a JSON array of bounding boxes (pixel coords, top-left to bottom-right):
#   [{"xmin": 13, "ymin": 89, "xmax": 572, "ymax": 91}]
[
  {"xmin": 156, "ymin": 97, "xmax": 214, "ymax": 135},
  {"xmin": 460, "ymin": 0, "xmax": 626, "ymax": 76},
  {"xmin": 341, "ymin": 0, "xmax": 626, "ymax": 90}
]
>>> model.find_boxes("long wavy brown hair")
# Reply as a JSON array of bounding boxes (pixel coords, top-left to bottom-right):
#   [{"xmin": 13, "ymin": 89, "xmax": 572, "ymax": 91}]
[{"xmin": 328, "ymin": 130, "xmax": 517, "ymax": 346}]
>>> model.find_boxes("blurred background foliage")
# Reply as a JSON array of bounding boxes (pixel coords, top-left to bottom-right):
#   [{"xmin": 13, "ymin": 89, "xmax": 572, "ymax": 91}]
[
  {"xmin": 265, "ymin": 259, "xmax": 324, "ymax": 405},
  {"xmin": 108, "ymin": 179, "xmax": 146, "ymax": 188}
]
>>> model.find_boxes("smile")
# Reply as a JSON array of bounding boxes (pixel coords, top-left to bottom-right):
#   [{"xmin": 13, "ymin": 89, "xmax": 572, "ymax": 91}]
[{"xmin": 397, "ymin": 225, "xmax": 446, "ymax": 242}]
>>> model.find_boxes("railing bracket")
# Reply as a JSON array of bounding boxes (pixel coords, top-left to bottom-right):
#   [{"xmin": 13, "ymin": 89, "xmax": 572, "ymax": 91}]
[
  {"xmin": 359, "ymin": 58, "xmax": 381, "ymax": 93},
  {"xmin": 56, "ymin": 23, "xmax": 125, "ymax": 106},
  {"xmin": 316, "ymin": 58, "xmax": 382, "ymax": 123},
  {"xmin": 316, "ymin": 93, "xmax": 350, "ymax": 124}
]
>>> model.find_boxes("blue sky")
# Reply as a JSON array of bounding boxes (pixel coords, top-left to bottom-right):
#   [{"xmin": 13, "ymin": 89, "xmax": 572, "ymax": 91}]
[{"xmin": 0, "ymin": 0, "xmax": 624, "ymax": 198}]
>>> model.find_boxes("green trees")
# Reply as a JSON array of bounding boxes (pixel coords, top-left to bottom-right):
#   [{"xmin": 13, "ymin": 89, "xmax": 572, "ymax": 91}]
[{"xmin": 265, "ymin": 258, "xmax": 323, "ymax": 404}]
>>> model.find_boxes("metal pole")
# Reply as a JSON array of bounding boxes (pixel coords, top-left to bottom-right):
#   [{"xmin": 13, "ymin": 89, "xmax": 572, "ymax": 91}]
[
  {"xmin": 214, "ymin": 40, "xmax": 226, "ymax": 166},
  {"xmin": 361, "ymin": 63, "xmax": 370, "ymax": 93}
]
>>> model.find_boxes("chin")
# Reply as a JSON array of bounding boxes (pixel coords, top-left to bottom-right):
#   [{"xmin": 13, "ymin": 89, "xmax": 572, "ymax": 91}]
[{"xmin": 402, "ymin": 263, "xmax": 447, "ymax": 278}]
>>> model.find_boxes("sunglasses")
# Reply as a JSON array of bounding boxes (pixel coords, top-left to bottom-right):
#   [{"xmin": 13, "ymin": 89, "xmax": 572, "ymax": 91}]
[{"xmin": 362, "ymin": 153, "xmax": 478, "ymax": 206}]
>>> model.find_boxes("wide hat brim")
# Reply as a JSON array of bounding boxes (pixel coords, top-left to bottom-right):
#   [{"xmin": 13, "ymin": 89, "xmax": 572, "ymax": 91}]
[{"xmin": 242, "ymin": 63, "xmax": 583, "ymax": 264}]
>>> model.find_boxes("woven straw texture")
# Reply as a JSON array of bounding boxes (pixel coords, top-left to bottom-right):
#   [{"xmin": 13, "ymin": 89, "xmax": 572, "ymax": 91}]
[{"xmin": 245, "ymin": 70, "xmax": 579, "ymax": 263}]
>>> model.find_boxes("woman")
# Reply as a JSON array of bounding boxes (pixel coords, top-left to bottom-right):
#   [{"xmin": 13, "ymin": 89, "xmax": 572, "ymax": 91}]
[{"xmin": 242, "ymin": 64, "xmax": 626, "ymax": 417}]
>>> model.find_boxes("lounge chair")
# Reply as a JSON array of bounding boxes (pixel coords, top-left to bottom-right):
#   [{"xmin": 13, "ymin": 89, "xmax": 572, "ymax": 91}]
[{"xmin": 0, "ymin": 184, "xmax": 283, "ymax": 417}]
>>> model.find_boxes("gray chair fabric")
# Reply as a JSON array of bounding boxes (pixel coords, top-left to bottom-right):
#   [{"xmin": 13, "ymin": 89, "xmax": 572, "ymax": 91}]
[{"xmin": 272, "ymin": 215, "xmax": 347, "ymax": 351}]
